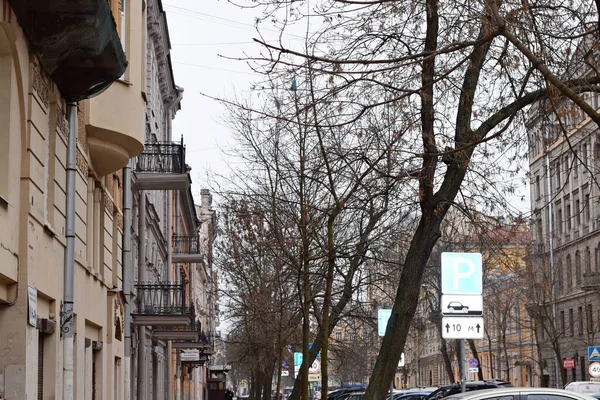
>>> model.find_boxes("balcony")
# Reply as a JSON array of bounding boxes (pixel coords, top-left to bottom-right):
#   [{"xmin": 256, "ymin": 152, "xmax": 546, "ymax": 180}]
[
  {"xmin": 132, "ymin": 282, "xmax": 193, "ymax": 326},
  {"xmin": 153, "ymin": 318, "xmax": 201, "ymax": 341},
  {"xmin": 172, "ymin": 235, "xmax": 203, "ymax": 264},
  {"xmin": 8, "ymin": 0, "xmax": 127, "ymax": 101},
  {"xmin": 582, "ymin": 272, "xmax": 600, "ymax": 292},
  {"xmin": 172, "ymin": 330, "xmax": 215, "ymax": 352},
  {"xmin": 134, "ymin": 140, "xmax": 190, "ymax": 191}
]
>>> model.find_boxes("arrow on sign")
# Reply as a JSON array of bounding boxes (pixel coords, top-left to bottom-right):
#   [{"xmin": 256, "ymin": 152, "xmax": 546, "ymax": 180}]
[
  {"xmin": 476, "ymin": 324, "xmax": 481, "ymax": 333},
  {"xmin": 445, "ymin": 323, "xmax": 450, "ymax": 333}
]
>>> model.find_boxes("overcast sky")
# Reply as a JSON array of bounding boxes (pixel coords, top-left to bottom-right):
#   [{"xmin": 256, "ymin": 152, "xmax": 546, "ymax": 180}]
[
  {"xmin": 163, "ymin": 1, "xmax": 530, "ymax": 214},
  {"xmin": 164, "ymin": 0, "xmax": 307, "ymax": 199}
]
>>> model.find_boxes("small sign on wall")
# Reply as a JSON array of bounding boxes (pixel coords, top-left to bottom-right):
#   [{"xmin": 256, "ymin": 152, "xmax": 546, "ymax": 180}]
[{"xmin": 27, "ymin": 285, "xmax": 37, "ymax": 327}]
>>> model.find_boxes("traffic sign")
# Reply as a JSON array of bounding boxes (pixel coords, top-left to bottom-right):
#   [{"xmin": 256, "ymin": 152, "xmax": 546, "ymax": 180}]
[
  {"xmin": 563, "ymin": 358, "xmax": 575, "ymax": 369},
  {"xmin": 469, "ymin": 358, "xmax": 479, "ymax": 368},
  {"xmin": 441, "ymin": 295, "xmax": 483, "ymax": 316},
  {"xmin": 441, "ymin": 317, "xmax": 484, "ymax": 339},
  {"xmin": 294, "ymin": 352, "xmax": 303, "ymax": 366},
  {"xmin": 589, "ymin": 346, "xmax": 600, "ymax": 361},
  {"xmin": 309, "ymin": 359, "xmax": 321, "ymax": 374},
  {"xmin": 590, "ymin": 362, "xmax": 600, "ymax": 377},
  {"xmin": 378, "ymin": 309, "xmax": 392, "ymax": 336},
  {"xmin": 468, "ymin": 368, "xmax": 479, "ymax": 373},
  {"xmin": 441, "ymin": 253, "xmax": 482, "ymax": 295}
]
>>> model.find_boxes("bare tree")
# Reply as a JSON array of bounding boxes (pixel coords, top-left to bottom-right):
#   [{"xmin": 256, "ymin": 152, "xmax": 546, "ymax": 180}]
[{"xmin": 214, "ymin": 1, "xmax": 600, "ymax": 398}]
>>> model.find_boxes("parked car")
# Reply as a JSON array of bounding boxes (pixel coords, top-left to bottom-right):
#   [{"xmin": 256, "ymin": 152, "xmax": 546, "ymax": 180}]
[
  {"xmin": 341, "ymin": 392, "xmax": 365, "ymax": 400},
  {"xmin": 395, "ymin": 391, "xmax": 433, "ymax": 400},
  {"xmin": 565, "ymin": 382, "xmax": 600, "ymax": 395},
  {"xmin": 328, "ymin": 388, "xmax": 367, "ymax": 400},
  {"xmin": 425, "ymin": 380, "xmax": 512, "ymax": 400},
  {"xmin": 445, "ymin": 387, "xmax": 597, "ymax": 400}
]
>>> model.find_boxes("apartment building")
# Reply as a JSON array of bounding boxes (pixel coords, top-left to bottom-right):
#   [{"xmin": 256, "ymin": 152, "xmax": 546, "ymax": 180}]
[
  {"xmin": 528, "ymin": 85, "xmax": 600, "ymax": 387},
  {"xmin": 0, "ymin": 0, "xmax": 218, "ymax": 398},
  {"xmin": 0, "ymin": 0, "xmax": 142, "ymax": 398}
]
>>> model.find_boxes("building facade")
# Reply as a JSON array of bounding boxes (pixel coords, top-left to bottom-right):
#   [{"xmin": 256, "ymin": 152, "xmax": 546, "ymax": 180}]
[
  {"xmin": 0, "ymin": 0, "xmax": 142, "ymax": 398},
  {"xmin": 0, "ymin": 0, "xmax": 218, "ymax": 398},
  {"xmin": 528, "ymin": 87, "xmax": 600, "ymax": 387}
]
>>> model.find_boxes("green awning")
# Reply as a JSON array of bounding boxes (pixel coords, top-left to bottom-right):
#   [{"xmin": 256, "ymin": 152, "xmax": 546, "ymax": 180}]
[{"xmin": 9, "ymin": 0, "xmax": 128, "ymax": 101}]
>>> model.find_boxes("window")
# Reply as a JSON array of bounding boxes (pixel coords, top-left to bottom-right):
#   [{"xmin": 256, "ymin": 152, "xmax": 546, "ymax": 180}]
[
  {"xmin": 575, "ymin": 199, "xmax": 581, "ymax": 227},
  {"xmin": 557, "ymin": 208, "xmax": 563, "ymax": 234},
  {"xmin": 579, "ymin": 306, "xmax": 584, "ymax": 335},
  {"xmin": 566, "ymin": 203, "xmax": 572, "ymax": 231},
  {"xmin": 585, "ymin": 193, "xmax": 591, "ymax": 222},
  {"xmin": 576, "ymin": 251, "xmax": 582, "ymax": 285},
  {"xmin": 535, "ymin": 175, "xmax": 541, "ymax": 200},
  {"xmin": 573, "ymin": 150, "xmax": 579, "ymax": 178},
  {"xmin": 335, "ymin": 332, "xmax": 342, "ymax": 341},
  {"xmin": 86, "ymin": 179, "xmax": 105, "ymax": 277},
  {"xmin": 588, "ymin": 304, "xmax": 594, "ymax": 333},
  {"xmin": 561, "ymin": 310, "xmax": 566, "ymax": 334},
  {"xmin": 586, "ymin": 247, "xmax": 592, "ymax": 273},
  {"xmin": 557, "ymin": 262, "xmax": 564, "ymax": 293},
  {"xmin": 569, "ymin": 308, "xmax": 574, "ymax": 336},
  {"xmin": 566, "ymin": 255, "xmax": 573, "ymax": 291},
  {"xmin": 583, "ymin": 142, "xmax": 589, "ymax": 169},
  {"xmin": 556, "ymin": 160, "xmax": 562, "ymax": 188}
]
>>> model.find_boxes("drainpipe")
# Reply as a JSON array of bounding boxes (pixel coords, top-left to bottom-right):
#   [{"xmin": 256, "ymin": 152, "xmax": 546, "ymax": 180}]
[
  {"xmin": 62, "ymin": 102, "xmax": 77, "ymax": 400},
  {"xmin": 137, "ymin": 191, "xmax": 147, "ymax": 400},
  {"xmin": 123, "ymin": 163, "xmax": 133, "ymax": 400},
  {"xmin": 175, "ymin": 192, "xmax": 182, "ymax": 400}
]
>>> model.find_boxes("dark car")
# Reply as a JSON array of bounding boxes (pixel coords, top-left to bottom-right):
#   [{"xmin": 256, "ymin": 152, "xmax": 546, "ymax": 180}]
[
  {"xmin": 395, "ymin": 392, "xmax": 432, "ymax": 400},
  {"xmin": 328, "ymin": 388, "xmax": 367, "ymax": 400},
  {"xmin": 425, "ymin": 381, "xmax": 512, "ymax": 400}
]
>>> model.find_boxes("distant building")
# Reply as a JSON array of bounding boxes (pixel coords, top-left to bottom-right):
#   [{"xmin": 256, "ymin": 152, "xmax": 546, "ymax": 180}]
[{"xmin": 528, "ymin": 72, "xmax": 600, "ymax": 387}]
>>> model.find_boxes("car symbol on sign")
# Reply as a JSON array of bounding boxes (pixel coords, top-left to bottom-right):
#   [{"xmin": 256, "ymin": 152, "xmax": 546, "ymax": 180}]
[{"xmin": 447, "ymin": 301, "xmax": 469, "ymax": 313}]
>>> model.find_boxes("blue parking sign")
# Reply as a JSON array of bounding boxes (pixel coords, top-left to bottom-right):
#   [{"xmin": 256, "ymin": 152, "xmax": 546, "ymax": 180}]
[{"xmin": 441, "ymin": 253, "xmax": 482, "ymax": 295}]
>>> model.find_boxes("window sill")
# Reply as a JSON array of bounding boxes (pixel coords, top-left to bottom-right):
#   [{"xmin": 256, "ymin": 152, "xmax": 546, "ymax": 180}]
[
  {"xmin": 43, "ymin": 223, "xmax": 57, "ymax": 238},
  {"xmin": 0, "ymin": 194, "xmax": 8, "ymax": 208}
]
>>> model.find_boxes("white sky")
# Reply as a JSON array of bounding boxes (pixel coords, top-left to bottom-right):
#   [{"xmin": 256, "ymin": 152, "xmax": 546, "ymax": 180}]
[
  {"xmin": 163, "ymin": 1, "xmax": 530, "ymax": 214},
  {"xmin": 164, "ymin": 0, "xmax": 307, "ymax": 199}
]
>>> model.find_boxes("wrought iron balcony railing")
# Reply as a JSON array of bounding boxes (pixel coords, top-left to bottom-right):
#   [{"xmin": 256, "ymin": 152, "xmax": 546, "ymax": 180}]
[
  {"xmin": 173, "ymin": 235, "xmax": 200, "ymax": 254},
  {"xmin": 135, "ymin": 140, "xmax": 185, "ymax": 174},
  {"xmin": 134, "ymin": 282, "xmax": 190, "ymax": 316}
]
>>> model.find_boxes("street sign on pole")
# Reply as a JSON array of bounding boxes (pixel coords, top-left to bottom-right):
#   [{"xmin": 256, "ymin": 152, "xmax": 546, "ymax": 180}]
[
  {"xmin": 590, "ymin": 362, "xmax": 600, "ymax": 378},
  {"xmin": 589, "ymin": 346, "xmax": 600, "ymax": 361},
  {"xmin": 441, "ymin": 317, "xmax": 484, "ymax": 339},
  {"xmin": 441, "ymin": 252, "xmax": 484, "ymax": 340},
  {"xmin": 378, "ymin": 309, "xmax": 392, "ymax": 336},
  {"xmin": 469, "ymin": 358, "xmax": 479, "ymax": 368},
  {"xmin": 441, "ymin": 253, "xmax": 483, "ymax": 295},
  {"xmin": 441, "ymin": 294, "xmax": 483, "ymax": 316}
]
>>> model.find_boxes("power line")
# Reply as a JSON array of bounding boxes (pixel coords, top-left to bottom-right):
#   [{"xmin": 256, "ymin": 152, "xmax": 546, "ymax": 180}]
[
  {"xmin": 172, "ymin": 61, "xmax": 260, "ymax": 76},
  {"xmin": 163, "ymin": 3, "xmax": 307, "ymax": 40}
]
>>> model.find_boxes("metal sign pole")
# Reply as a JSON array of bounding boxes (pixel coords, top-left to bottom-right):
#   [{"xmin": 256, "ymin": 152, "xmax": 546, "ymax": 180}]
[{"xmin": 460, "ymin": 339, "xmax": 466, "ymax": 393}]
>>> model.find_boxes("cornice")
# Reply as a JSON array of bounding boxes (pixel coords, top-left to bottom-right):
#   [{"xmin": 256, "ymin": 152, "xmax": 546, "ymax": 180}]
[{"xmin": 147, "ymin": 0, "xmax": 179, "ymax": 107}]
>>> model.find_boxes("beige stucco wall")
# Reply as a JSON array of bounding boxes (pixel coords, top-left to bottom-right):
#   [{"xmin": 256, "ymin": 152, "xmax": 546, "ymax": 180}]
[{"xmin": 0, "ymin": 0, "xmax": 141, "ymax": 398}]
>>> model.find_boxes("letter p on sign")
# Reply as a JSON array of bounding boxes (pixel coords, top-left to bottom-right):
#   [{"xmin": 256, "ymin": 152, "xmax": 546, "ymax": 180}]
[{"xmin": 441, "ymin": 253, "xmax": 482, "ymax": 295}]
